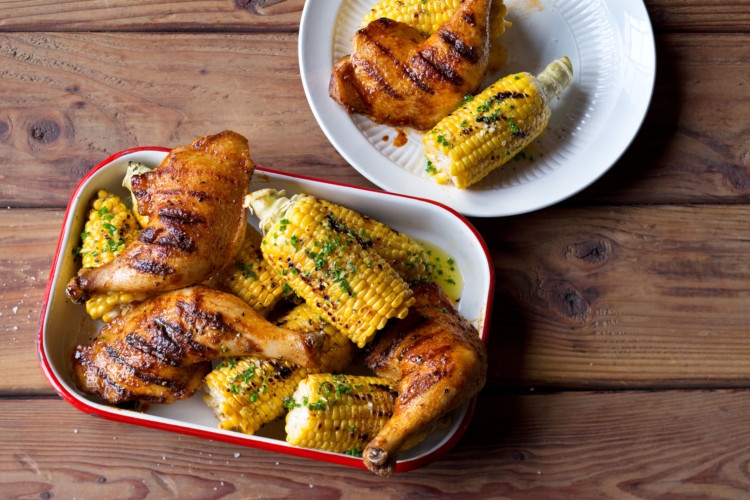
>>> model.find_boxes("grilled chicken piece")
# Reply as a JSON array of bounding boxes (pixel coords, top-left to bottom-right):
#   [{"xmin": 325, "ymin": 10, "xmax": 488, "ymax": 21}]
[
  {"xmin": 66, "ymin": 130, "xmax": 254, "ymax": 303},
  {"xmin": 73, "ymin": 286, "xmax": 324, "ymax": 405},
  {"xmin": 363, "ymin": 281, "xmax": 487, "ymax": 476},
  {"xmin": 329, "ymin": 0, "xmax": 493, "ymax": 130}
]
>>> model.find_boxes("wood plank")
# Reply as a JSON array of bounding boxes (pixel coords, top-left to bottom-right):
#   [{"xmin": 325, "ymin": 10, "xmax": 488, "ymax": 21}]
[
  {"xmin": 477, "ymin": 204, "xmax": 750, "ymax": 388},
  {"xmin": 0, "ymin": 0, "xmax": 305, "ymax": 32},
  {"xmin": 7, "ymin": 204, "xmax": 750, "ymax": 394},
  {"xmin": 0, "ymin": 32, "xmax": 374, "ymax": 209},
  {"xmin": 2, "ymin": 390, "xmax": 750, "ymax": 498},
  {"xmin": 0, "ymin": 1, "xmax": 748, "ymax": 34},
  {"xmin": 646, "ymin": 0, "xmax": 750, "ymax": 33},
  {"xmin": 1, "ymin": 32, "xmax": 749, "ymax": 208},
  {"xmin": 0, "ymin": 209, "xmax": 61, "ymax": 395},
  {"xmin": 573, "ymin": 32, "xmax": 750, "ymax": 206}
]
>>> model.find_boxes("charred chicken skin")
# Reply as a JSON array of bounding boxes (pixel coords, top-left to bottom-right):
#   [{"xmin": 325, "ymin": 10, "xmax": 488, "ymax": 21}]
[
  {"xmin": 329, "ymin": 0, "xmax": 493, "ymax": 130},
  {"xmin": 363, "ymin": 281, "xmax": 487, "ymax": 476},
  {"xmin": 73, "ymin": 286, "xmax": 324, "ymax": 405},
  {"xmin": 65, "ymin": 130, "xmax": 254, "ymax": 303}
]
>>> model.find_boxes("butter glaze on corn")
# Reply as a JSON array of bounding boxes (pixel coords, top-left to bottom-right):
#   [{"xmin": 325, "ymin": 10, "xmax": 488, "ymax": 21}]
[
  {"xmin": 362, "ymin": 0, "xmax": 510, "ymax": 39},
  {"xmin": 204, "ymin": 356, "xmax": 309, "ymax": 435},
  {"xmin": 246, "ymin": 189, "xmax": 415, "ymax": 348},
  {"xmin": 423, "ymin": 56, "xmax": 574, "ymax": 189},
  {"xmin": 285, "ymin": 374, "xmax": 397, "ymax": 454}
]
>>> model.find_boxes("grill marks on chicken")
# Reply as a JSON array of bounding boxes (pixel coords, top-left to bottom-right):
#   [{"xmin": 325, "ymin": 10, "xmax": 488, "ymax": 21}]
[
  {"xmin": 65, "ymin": 130, "xmax": 254, "ymax": 303},
  {"xmin": 329, "ymin": 0, "xmax": 492, "ymax": 130},
  {"xmin": 73, "ymin": 286, "xmax": 325, "ymax": 405},
  {"xmin": 362, "ymin": 281, "xmax": 487, "ymax": 476}
]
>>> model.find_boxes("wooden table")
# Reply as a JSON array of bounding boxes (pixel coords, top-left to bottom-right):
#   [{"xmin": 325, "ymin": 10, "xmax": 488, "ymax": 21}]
[{"xmin": 2, "ymin": 1, "xmax": 749, "ymax": 497}]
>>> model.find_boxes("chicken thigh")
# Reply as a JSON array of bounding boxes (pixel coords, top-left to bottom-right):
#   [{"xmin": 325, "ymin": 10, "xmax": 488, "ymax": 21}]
[
  {"xmin": 329, "ymin": 0, "xmax": 493, "ymax": 130},
  {"xmin": 73, "ymin": 286, "xmax": 324, "ymax": 405},
  {"xmin": 66, "ymin": 130, "xmax": 254, "ymax": 303},
  {"xmin": 363, "ymin": 281, "xmax": 487, "ymax": 476}
]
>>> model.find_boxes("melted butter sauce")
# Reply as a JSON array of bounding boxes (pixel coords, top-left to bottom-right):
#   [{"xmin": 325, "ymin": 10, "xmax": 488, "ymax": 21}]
[{"xmin": 420, "ymin": 240, "xmax": 464, "ymax": 302}]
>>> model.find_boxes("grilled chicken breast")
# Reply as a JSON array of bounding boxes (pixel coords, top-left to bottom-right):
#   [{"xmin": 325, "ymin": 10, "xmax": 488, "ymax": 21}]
[
  {"xmin": 73, "ymin": 286, "xmax": 324, "ymax": 405},
  {"xmin": 66, "ymin": 130, "xmax": 254, "ymax": 303},
  {"xmin": 329, "ymin": 0, "xmax": 493, "ymax": 130},
  {"xmin": 363, "ymin": 281, "xmax": 487, "ymax": 476}
]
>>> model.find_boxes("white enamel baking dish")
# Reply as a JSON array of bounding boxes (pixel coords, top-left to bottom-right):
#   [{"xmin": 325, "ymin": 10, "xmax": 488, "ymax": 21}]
[{"xmin": 38, "ymin": 147, "xmax": 495, "ymax": 473}]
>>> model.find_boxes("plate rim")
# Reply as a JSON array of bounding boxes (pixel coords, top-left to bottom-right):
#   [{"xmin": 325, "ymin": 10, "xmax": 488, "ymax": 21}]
[
  {"xmin": 38, "ymin": 146, "xmax": 496, "ymax": 473},
  {"xmin": 299, "ymin": 0, "xmax": 657, "ymax": 217}
]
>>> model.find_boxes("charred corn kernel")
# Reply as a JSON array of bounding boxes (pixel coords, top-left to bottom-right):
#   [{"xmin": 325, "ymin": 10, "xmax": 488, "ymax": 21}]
[
  {"xmin": 85, "ymin": 290, "xmax": 150, "ymax": 322},
  {"xmin": 285, "ymin": 374, "xmax": 397, "ymax": 454},
  {"xmin": 246, "ymin": 189, "xmax": 415, "ymax": 348},
  {"xmin": 77, "ymin": 190, "xmax": 143, "ymax": 322},
  {"xmin": 203, "ymin": 356, "xmax": 309, "ymax": 435},
  {"xmin": 314, "ymin": 198, "xmax": 433, "ymax": 284},
  {"xmin": 122, "ymin": 161, "xmax": 153, "ymax": 228},
  {"xmin": 206, "ymin": 224, "xmax": 288, "ymax": 316},
  {"xmin": 423, "ymin": 56, "xmax": 573, "ymax": 189},
  {"xmin": 362, "ymin": 0, "xmax": 509, "ymax": 38},
  {"xmin": 275, "ymin": 303, "xmax": 354, "ymax": 374}
]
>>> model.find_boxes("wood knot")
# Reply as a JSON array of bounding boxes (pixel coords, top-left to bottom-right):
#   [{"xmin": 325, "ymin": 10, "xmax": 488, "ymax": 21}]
[
  {"xmin": 708, "ymin": 161, "xmax": 750, "ymax": 191},
  {"xmin": 0, "ymin": 120, "xmax": 9, "ymax": 138},
  {"xmin": 549, "ymin": 281, "xmax": 590, "ymax": 321},
  {"xmin": 28, "ymin": 119, "xmax": 60, "ymax": 144},
  {"xmin": 573, "ymin": 238, "xmax": 610, "ymax": 265}
]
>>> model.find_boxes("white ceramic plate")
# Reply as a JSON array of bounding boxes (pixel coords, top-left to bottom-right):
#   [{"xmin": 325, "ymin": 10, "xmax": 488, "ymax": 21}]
[
  {"xmin": 299, "ymin": 0, "xmax": 656, "ymax": 217},
  {"xmin": 38, "ymin": 148, "xmax": 494, "ymax": 473}
]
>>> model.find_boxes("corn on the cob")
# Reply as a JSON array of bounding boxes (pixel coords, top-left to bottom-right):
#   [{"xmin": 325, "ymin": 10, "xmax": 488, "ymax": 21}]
[
  {"xmin": 275, "ymin": 303, "xmax": 354, "ymax": 374},
  {"xmin": 204, "ymin": 356, "xmax": 310, "ymax": 435},
  {"xmin": 207, "ymin": 224, "xmax": 289, "ymax": 316},
  {"xmin": 423, "ymin": 56, "xmax": 573, "ymax": 189},
  {"xmin": 245, "ymin": 189, "xmax": 415, "ymax": 348},
  {"xmin": 314, "ymin": 198, "xmax": 432, "ymax": 284},
  {"xmin": 78, "ymin": 189, "xmax": 140, "ymax": 269},
  {"xmin": 285, "ymin": 374, "xmax": 397, "ymax": 455},
  {"xmin": 85, "ymin": 290, "xmax": 150, "ymax": 323},
  {"xmin": 76, "ymin": 190, "xmax": 146, "ymax": 322},
  {"xmin": 122, "ymin": 161, "xmax": 153, "ymax": 228},
  {"xmin": 362, "ymin": 0, "xmax": 510, "ymax": 39}
]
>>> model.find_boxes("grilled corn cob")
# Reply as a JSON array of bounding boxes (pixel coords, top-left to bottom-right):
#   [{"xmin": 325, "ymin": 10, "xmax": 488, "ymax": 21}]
[
  {"xmin": 204, "ymin": 356, "xmax": 310, "ymax": 435},
  {"xmin": 275, "ymin": 303, "xmax": 354, "ymax": 374},
  {"xmin": 423, "ymin": 56, "xmax": 573, "ymax": 189},
  {"xmin": 285, "ymin": 374, "xmax": 397, "ymax": 454},
  {"xmin": 77, "ymin": 190, "xmax": 147, "ymax": 322},
  {"xmin": 122, "ymin": 161, "xmax": 153, "ymax": 228},
  {"xmin": 245, "ymin": 189, "xmax": 415, "ymax": 348},
  {"xmin": 362, "ymin": 0, "xmax": 510, "ymax": 39},
  {"xmin": 207, "ymin": 224, "xmax": 288, "ymax": 316},
  {"xmin": 315, "ymin": 198, "xmax": 432, "ymax": 284}
]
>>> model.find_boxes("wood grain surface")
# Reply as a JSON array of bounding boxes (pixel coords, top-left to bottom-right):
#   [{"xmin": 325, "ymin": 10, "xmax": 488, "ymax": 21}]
[
  {"xmin": 3, "ymin": 391, "xmax": 750, "ymax": 498},
  {"xmin": 2, "ymin": 0, "xmax": 749, "ymax": 497}
]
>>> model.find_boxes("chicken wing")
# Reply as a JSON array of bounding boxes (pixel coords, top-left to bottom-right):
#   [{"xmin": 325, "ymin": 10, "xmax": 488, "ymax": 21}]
[
  {"xmin": 329, "ymin": 0, "xmax": 493, "ymax": 130},
  {"xmin": 73, "ymin": 285, "xmax": 324, "ymax": 405},
  {"xmin": 66, "ymin": 130, "xmax": 254, "ymax": 303},
  {"xmin": 363, "ymin": 281, "xmax": 487, "ymax": 476}
]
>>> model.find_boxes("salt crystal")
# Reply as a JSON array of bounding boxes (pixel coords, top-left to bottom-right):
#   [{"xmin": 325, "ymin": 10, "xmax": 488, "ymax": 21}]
[
  {"xmin": 12, "ymin": 306, "xmax": 17, "ymax": 313},
  {"xmin": 234, "ymin": 452, "xmax": 241, "ymax": 458}
]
